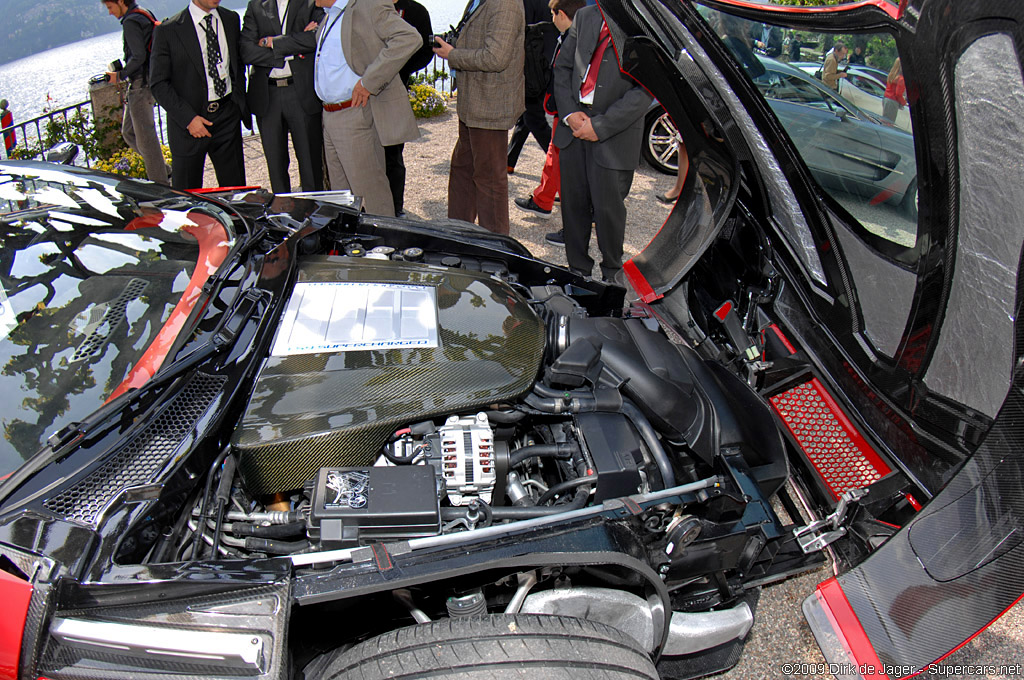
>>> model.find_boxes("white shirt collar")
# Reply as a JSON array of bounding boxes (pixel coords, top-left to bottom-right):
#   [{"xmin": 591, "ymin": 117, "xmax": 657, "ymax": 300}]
[{"xmin": 188, "ymin": 1, "xmax": 217, "ymax": 28}]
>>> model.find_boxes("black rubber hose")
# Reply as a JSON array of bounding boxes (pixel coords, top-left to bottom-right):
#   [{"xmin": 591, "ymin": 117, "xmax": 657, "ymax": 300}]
[
  {"xmin": 232, "ymin": 521, "xmax": 306, "ymax": 539},
  {"xmin": 209, "ymin": 454, "xmax": 238, "ymax": 554},
  {"xmin": 244, "ymin": 537, "xmax": 310, "ymax": 555},
  {"xmin": 191, "ymin": 445, "xmax": 231, "ymax": 561},
  {"xmin": 532, "ymin": 383, "xmax": 593, "ymax": 400},
  {"xmin": 483, "ymin": 410, "xmax": 527, "ymax": 424},
  {"xmin": 493, "ymin": 484, "xmax": 591, "ymax": 518},
  {"xmin": 508, "ymin": 442, "xmax": 578, "ymax": 468},
  {"xmin": 382, "ymin": 444, "xmax": 416, "ymax": 465},
  {"xmin": 620, "ymin": 400, "xmax": 676, "ymax": 488},
  {"xmin": 536, "ymin": 475, "xmax": 598, "ymax": 505}
]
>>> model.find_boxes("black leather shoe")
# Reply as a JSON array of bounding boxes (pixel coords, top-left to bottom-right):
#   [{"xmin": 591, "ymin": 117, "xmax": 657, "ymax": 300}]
[
  {"xmin": 602, "ymin": 269, "xmax": 626, "ymax": 287},
  {"xmin": 515, "ymin": 196, "xmax": 552, "ymax": 218},
  {"xmin": 545, "ymin": 229, "xmax": 564, "ymax": 245}
]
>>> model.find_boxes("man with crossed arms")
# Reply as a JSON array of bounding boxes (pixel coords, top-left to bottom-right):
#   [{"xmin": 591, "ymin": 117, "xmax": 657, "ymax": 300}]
[{"xmin": 313, "ymin": 0, "xmax": 420, "ymax": 216}]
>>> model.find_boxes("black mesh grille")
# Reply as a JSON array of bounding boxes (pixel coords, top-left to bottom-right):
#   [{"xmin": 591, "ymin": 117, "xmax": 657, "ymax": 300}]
[
  {"xmin": 44, "ymin": 373, "xmax": 226, "ymax": 525},
  {"xmin": 71, "ymin": 278, "xmax": 149, "ymax": 362}
]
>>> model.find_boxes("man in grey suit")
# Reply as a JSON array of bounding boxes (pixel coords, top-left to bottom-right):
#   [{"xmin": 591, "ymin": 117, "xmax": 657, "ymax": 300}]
[
  {"xmin": 433, "ymin": 0, "xmax": 524, "ymax": 235},
  {"xmin": 241, "ymin": 0, "xmax": 325, "ymax": 193},
  {"xmin": 313, "ymin": 0, "xmax": 420, "ymax": 216},
  {"xmin": 552, "ymin": 5, "xmax": 650, "ymax": 283}
]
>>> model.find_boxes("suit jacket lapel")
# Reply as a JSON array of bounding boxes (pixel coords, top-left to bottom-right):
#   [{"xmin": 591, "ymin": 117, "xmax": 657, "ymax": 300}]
[
  {"xmin": 340, "ymin": 0, "xmax": 355, "ymax": 66},
  {"xmin": 176, "ymin": 10, "xmax": 206, "ymax": 82},
  {"xmin": 261, "ymin": 0, "xmax": 282, "ymax": 33}
]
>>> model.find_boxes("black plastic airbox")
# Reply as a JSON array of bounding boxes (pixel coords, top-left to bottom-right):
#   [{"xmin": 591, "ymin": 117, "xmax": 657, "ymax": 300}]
[
  {"xmin": 307, "ymin": 466, "xmax": 440, "ymax": 548},
  {"xmin": 575, "ymin": 412, "xmax": 643, "ymax": 501}
]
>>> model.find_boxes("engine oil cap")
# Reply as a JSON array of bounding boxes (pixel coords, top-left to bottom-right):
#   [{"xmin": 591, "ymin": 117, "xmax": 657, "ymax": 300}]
[{"xmin": 344, "ymin": 243, "xmax": 366, "ymax": 257}]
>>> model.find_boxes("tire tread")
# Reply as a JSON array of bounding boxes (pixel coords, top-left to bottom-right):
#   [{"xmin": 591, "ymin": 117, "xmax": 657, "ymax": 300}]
[{"xmin": 322, "ymin": 614, "xmax": 659, "ymax": 680}]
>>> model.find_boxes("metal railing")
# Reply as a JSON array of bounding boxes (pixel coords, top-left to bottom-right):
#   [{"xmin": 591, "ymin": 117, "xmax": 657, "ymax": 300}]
[{"xmin": 1, "ymin": 101, "xmax": 94, "ymax": 164}]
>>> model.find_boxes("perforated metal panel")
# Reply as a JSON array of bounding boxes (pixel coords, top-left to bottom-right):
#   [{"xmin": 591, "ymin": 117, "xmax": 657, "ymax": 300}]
[
  {"xmin": 770, "ymin": 378, "xmax": 891, "ymax": 500},
  {"xmin": 44, "ymin": 373, "xmax": 226, "ymax": 525}
]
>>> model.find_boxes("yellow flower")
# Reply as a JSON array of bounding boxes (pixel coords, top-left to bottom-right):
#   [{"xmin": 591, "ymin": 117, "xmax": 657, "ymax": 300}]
[
  {"xmin": 408, "ymin": 84, "xmax": 447, "ymax": 118},
  {"xmin": 95, "ymin": 145, "xmax": 171, "ymax": 179}
]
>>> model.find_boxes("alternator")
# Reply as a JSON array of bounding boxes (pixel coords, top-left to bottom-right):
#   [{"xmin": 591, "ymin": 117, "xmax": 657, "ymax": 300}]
[{"xmin": 439, "ymin": 413, "xmax": 499, "ymax": 505}]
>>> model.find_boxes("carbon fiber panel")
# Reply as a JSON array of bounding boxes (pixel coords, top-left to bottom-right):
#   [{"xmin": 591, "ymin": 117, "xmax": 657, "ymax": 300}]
[{"xmin": 234, "ymin": 258, "xmax": 545, "ymax": 494}]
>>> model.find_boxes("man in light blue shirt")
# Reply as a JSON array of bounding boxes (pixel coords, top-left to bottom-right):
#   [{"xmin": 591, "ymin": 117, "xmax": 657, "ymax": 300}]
[{"xmin": 313, "ymin": 0, "xmax": 420, "ymax": 216}]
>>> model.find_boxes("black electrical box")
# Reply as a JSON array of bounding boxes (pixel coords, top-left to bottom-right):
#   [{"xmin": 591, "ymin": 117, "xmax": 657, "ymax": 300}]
[
  {"xmin": 307, "ymin": 466, "xmax": 441, "ymax": 548},
  {"xmin": 575, "ymin": 412, "xmax": 644, "ymax": 501}
]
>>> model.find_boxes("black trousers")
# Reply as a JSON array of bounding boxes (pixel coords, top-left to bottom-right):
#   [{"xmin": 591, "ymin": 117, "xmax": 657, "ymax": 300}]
[
  {"xmin": 169, "ymin": 100, "xmax": 246, "ymax": 190},
  {"xmin": 256, "ymin": 84, "xmax": 324, "ymax": 193},
  {"xmin": 384, "ymin": 143, "xmax": 406, "ymax": 215},
  {"xmin": 559, "ymin": 137, "xmax": 634, "ymax": 280},
  {"xmin": 506, "ymin": 94, "xmax": 551, "ymax": 170}
]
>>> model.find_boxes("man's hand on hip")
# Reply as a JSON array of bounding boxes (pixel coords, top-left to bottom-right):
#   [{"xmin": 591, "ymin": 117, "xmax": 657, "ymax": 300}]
[
  {"xmin": 352, "ymin": 81, "xmax": 371, "ymax": 107},
  {"xmin": 187, "ymin": 116, "xmax": 214, "ymax": 138}
]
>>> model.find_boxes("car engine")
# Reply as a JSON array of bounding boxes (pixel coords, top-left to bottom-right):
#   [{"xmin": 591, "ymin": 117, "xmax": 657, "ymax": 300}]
[{"xmin": 197, "ymin": 239, "xmax": 786, "ymax": 559}]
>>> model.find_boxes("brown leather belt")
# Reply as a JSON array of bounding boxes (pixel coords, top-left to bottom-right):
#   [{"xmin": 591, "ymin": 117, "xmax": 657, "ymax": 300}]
[{"xmin": 322, "ymin": 99, "xmax": 354, "ymax": 112}]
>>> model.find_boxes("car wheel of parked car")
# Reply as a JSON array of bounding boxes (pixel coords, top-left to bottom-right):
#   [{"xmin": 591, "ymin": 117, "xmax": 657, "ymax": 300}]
[
  {"xmin": 643, "ymin": 108, "xmax": 680, "ymax": 175},
  {"xmin": 316, "ymin": 614, "xmax": 659, "ymax": 679},
  {"xmin": 902, "ymin": 179, "xmax": 919, "ymax": 221}
]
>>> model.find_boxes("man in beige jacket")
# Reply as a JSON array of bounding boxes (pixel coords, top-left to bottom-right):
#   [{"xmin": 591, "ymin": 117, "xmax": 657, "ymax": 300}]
[
  {"xmin": 434, "ymin": 0, "xmax": 525, "ymax": 235},
  {"xmin": 314, "ymin": 0, "xmax": 420, "ymax": 215}
]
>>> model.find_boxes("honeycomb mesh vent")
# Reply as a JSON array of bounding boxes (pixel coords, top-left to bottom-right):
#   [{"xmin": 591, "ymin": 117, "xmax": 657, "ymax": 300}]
[
  {"xmin": 71, "ymin": 278, "xmax": 149, "ymax": 362},
  {"xmin": 45, "ymin": 373, "xmax": 226, "ymax": 525},
  {"xmin": 770, "ymin": 378, "xmax": 892, "ymax": 501}
]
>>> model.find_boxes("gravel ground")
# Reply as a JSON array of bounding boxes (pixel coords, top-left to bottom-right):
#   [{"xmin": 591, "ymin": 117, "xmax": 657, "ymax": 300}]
[{"xmin": 223, "ymin": 103, "xmax": 1022, "ymax": 679}]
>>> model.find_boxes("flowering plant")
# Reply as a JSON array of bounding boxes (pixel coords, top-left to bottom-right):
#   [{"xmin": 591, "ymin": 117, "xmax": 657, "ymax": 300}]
[
  {"xmin": 408, "ymin": 84, "xmax": 447, "ymax": 119},
  {"xmin": 95, "ymin": 145, "xmax": 172, "ymax": 179}
]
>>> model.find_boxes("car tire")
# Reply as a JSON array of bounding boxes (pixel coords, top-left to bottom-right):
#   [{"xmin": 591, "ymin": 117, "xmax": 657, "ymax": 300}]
[
  {"xmin": 643, "ymin": 108, "xmax": 680, "ymax": 175},
  {"xmin": 315, "ymin": 613, "xmax": 659, "ymax": 679},
  {"xmin": 901, "ymin": 179, "xmax": 918, "ymax": 221}
]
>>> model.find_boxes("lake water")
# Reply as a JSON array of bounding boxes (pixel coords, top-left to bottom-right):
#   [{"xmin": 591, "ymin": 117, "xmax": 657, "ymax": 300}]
[{"xmin": 0, "ymin": 0, "xmax": 465, "ymax": 123}]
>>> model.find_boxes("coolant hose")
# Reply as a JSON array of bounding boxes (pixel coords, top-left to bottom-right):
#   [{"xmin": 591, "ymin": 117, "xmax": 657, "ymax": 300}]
[
  {"xmin": 483, "ymin": 410, "xmax": 527, "ymax": 424},
  {"xmin": 620, "ymin": 400, "xmax": 676, "ymax": 488},
  {"xmin": 243, "ymin": 537, "xmax": 310, "ymax": 555},
  {"xmin": 232, "ymin": 521, "xmax": 306, "ymax": 539},
  {"xmin": 536, "ymin": 475, "xmax": 598, "ymax": 505},
  {"xmin": 508, "ymin": 442, "xmax": 578, "ymax": 468}
]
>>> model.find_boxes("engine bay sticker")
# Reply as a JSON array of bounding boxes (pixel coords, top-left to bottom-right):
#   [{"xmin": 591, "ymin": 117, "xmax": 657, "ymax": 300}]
[
  {"xmin": 271, "ymin": 282, "xmax": 439, "ymax": 355},
  {"xmin": 325, "ymin": 470, "xmax": 369, "ymax": 509}
]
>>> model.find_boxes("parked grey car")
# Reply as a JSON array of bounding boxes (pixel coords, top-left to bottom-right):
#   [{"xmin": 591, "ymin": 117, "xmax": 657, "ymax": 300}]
[{"xmin": 645, "ymin": 56, "xmax": 917, "ymax": 218}]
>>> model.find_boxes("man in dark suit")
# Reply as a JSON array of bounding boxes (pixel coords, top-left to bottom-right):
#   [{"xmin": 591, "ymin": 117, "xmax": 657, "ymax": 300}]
[
  {"xmin": 241, "ymin": 0, "xmax": 324, "ymax": 193},
  {"xmin": 552, "ymin": 5, "xmax": 650, "ymax": 283},
  {"xmin": 385, "ymin": 0, "xmax": 433, "ymax": 216},
  {"xmin": 150, "ymin": 0, "xmax": 249, "ymax": 189}
]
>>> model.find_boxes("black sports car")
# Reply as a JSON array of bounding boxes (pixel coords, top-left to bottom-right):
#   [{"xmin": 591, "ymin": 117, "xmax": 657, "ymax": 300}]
[
  {"xmin": 1, "ymin": 0, "xmax": 1022, "ymax": 679},
  {"xmin": 645, "ymin": 55, "xmax": 918, "ymax": 218}
]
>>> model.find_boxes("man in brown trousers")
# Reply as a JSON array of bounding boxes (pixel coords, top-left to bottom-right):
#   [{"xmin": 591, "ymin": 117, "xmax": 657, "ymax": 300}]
[{"xmin": 433, "ymin": 0, "xmax": 524, "ymax": 235}]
